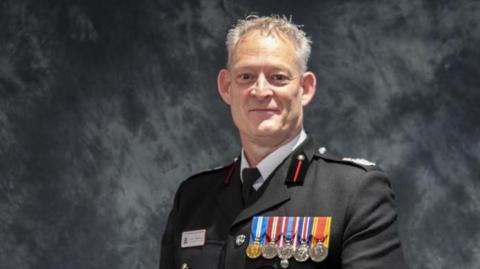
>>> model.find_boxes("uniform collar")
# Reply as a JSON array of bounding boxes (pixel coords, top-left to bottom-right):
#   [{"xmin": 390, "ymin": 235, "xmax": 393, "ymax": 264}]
[
  {"xmin": 240, "ymin": 130, "xmax": 307, "ymax": 189},
  {"xmin": 230, "ymin": 135, "xmax": 317, "ymax": 226}
]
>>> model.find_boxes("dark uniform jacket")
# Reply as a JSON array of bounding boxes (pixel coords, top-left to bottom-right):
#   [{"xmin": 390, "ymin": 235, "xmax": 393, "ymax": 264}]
[{"xmin": 160, "ymin": 137, "xmax": 406, "ymax": 269}]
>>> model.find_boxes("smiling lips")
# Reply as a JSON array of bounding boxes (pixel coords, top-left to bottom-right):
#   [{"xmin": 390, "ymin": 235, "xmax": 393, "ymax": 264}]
[
  {"xmin": 249, "ymin": 108, "xmax": 279, "ymax": 113},
  {"xmin": 248, "ymin": 108, "xmax": 280, "ymax": 117}
]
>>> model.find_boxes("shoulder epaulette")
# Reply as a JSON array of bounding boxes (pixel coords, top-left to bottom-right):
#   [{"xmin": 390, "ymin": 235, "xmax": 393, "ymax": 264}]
[
  {"xmin": 314, "ymin": 147, "xmax": 379, "ymax": 172},
  {"xmin": 341, "ymin": 157, "xmax": 375, "ymax": 166}
]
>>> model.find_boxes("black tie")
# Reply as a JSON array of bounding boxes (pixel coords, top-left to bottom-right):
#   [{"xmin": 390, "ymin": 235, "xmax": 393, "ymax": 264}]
[{"xmin": 242, "ymin": 168, "xmax": 260, "ymax": 206}]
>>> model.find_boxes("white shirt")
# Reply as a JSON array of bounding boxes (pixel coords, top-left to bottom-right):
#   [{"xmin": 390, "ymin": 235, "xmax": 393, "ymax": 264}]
[{"xmin": 240, "ymin": 130, "xmax": 307, "ymax": 190}]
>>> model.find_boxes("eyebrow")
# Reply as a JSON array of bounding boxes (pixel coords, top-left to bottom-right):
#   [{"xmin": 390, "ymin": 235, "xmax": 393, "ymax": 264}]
[{"xmin": 232, "ymin": 63, "xmax": 295, "ymax": 74}]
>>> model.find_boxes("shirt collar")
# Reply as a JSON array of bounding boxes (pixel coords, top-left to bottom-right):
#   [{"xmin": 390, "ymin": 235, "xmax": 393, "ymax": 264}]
[{"xmin": 240, "ymin": 129, "xmax": 307, "ymax": 185}]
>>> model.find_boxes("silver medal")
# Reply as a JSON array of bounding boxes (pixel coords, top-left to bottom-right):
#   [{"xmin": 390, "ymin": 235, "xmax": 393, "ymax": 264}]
[
  {"xmin": 309, "ymin": 243, "xmax": 328, "ymax": 262},
  {"xmin": 262, "ymin": 242, "xmax": 277, "ymax": 259},
  {"xmin": 277, "ymin": 241, "xmax": 294, "ymax": 260},
  {"xmin": 293, "ymin": 243, "xmax": 309, "ymax": 262}
]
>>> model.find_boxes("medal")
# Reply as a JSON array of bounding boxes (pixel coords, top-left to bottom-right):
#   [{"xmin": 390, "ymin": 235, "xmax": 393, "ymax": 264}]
[
  {"xmin": 294, "ymin": 216, "xmax": 312, "ymax": 262},
  {"xmin": 278, "ymin": 241, "xmax": 294, "ymax": 260},
  {"xmin": 246, "ymin": 242, "xmax": 262, "ymax": 259},
  {"xmin": 309, "ymin": 243, "xmax": 327, "ymax": 262},
  {"xmin": 308, "ymin": 216, "xmax": 331, "ymax": 262},
  {"xmin": 262, "ymin": 241, "xmax": 277, "ymax": 259},
  {"xmin": 280, "ymin": 258, "xmax": 289, "ymax": 268},
  {"xmin": 295, "ymin": 243, "xmax": 309, "ymax": 262},
  {"xmin": 246, "ymin": 216, "xmax": 267, "ymax": 259},
  {"xmin": 277, "ymin": 216, "xmax": 297, "ymax": 260},
  {"xmin": 262, "ymin": 216, "xmax": 280, "ymax": 259}
]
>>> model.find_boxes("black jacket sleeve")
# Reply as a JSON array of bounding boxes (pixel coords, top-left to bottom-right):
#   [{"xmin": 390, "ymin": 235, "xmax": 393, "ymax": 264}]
[
  {"xmin": 159, "ymin": 183, "xmax": 182, "ymax": 269},
  {"xmin": 342, "ymin": 170, "xmax": 407, "ymax": 269}
]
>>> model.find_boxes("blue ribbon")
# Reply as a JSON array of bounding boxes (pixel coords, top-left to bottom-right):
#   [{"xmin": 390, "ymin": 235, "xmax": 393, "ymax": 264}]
[
  {"xmin": 249, "ymin": 216, "xmax": 268, "ymax": 244},
  {"xmin": 297, "ymin": 217, "xmax": 304, "ymax": 244},
  {"xmin": 249, "ymin": 216, "xmax": 259, "ymax": 243},
  {"xmin": 285, "ymin": 216, "xmax": 294, "ymax": 242}
]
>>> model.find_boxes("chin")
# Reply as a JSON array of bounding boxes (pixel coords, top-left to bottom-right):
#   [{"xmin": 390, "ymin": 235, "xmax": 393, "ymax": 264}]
[{"xmin": 251, "ymin": 123, "xmax": 282, "ymax": 137}]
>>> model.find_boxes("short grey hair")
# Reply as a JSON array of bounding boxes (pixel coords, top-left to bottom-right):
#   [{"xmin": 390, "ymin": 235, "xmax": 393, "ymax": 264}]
[{"xmin": 225, "ymin": 15, "xmax": 312, "ymax": 72}]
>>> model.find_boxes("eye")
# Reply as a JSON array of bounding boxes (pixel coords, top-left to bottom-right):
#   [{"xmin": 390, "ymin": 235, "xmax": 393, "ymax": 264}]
[
  {"xmin": 270, "ymin": 74, "xmax": 291, "ymax": 84},
  {"xmin": 240, "ymin": 73, "xmax": 251, "ymax": 80},
  {"xmin": 237, "ymin": 73, "xmax": 255, "ymax": 84},
  {"xmin": 272, "ymin": 74, "xmax": 287, "ymax": 80}
]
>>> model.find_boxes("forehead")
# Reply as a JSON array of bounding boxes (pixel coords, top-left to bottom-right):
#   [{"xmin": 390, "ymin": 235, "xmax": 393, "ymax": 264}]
[{"xmin": 229, "ymin": 30, "xmax": 298, "ymax": 71}]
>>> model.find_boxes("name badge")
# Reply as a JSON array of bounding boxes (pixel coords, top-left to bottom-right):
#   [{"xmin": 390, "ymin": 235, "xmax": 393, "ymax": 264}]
[{"xmin": 181, "ymin": 229, "xmax": 206, "ymax": 248}]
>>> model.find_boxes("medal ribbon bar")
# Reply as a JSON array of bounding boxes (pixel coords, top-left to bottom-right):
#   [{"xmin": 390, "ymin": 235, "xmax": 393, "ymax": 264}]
[
  {"xmin": 298, "ymin": 216, "xmax": 310, "ymax": 245},
  {"xmin": 292, "ymin": 217, "xmax": 300, "ymax": 249},
  {"xmin": 278, "ymin": 217, "xmax": 287, "ymax": 248},
  {"xmin": 285, "ymin": 217, "xmax": 295, "ymax": 244},
  {"xmin": 249, "ymin": 216, "xmax": 259, "ymax": 244}
]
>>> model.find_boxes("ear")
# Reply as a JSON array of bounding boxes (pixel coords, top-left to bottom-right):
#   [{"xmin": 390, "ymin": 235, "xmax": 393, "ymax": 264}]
[
  {"xmin": 217, "ymin": 69, "xmax": 232, "ymax": 105},
  {"xmin": 300, "ymin": 71, "xmax": 316, "ymax": 106}
]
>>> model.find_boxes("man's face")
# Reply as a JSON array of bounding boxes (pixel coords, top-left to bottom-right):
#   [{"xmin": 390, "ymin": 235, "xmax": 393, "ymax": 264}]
[{"xmin": 218, "ymin": 30, "xmax": 316, "ymax": 145}]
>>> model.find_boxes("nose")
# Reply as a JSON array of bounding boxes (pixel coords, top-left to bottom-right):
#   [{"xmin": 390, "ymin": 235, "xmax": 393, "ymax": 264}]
[{"xmin": 250, "ymin": 74, "xmax": 273, "ymax": 98}]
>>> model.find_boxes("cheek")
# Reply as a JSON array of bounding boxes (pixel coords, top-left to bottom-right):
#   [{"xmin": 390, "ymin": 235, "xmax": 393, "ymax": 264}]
[
  {"xmin": 278, "ymin": 89, "xmax": 302, "ymax": 111},
  {"xmin": 230, "ymin": 93, "xmax": 248, "ymax": 115}
]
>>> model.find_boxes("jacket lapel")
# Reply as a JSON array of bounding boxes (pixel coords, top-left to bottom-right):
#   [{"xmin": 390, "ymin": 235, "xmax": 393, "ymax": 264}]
[{"xmin": 215, "ymin": 160, "xmax": 244, "ymax": 226}]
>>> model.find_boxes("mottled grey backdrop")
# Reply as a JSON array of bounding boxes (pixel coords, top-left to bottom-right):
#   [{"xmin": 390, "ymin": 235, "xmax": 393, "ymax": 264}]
[{"xmin": 1, "ymin": 0, "xmax": 479, "ymax": 268}]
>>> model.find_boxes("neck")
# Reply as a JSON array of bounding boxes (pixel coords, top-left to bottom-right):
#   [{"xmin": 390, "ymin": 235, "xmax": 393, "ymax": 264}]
[{"xmin": 241, "ymin": 127, "xmax": 302, "ymax": 167}]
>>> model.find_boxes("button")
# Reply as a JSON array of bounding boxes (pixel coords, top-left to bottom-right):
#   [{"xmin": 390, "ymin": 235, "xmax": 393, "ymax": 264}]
[
  {"xmin": 297, "ymin": 154, "xmax": 305, "ymax": 160},
  {"xmin": 235, "ymin": 234, "xmax": 246, "ymax": 246},
  {"xmin": 181, "ymin": 263, "xmax": 189, "ymax": 269},
  {"xmin": 318, "ymin": 147, "xmax": 326, "ymax": 154}
]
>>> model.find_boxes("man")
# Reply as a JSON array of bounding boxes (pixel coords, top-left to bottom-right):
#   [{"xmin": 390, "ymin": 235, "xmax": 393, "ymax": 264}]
[{"xmin": 160, "ymin": 15, "xmax": 406, "ymax": 269}]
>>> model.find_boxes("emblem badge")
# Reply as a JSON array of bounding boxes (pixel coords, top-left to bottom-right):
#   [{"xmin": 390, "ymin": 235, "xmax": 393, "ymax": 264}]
[{"xmin": 235, "ymin": 234, "xmax": 246, "ymax": 247}]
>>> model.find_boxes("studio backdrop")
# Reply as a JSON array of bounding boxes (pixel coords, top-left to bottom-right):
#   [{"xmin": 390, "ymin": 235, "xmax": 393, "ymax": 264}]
[{"xmin": 1, "ymin": 0, "xmax": 479, "ymax": 269}]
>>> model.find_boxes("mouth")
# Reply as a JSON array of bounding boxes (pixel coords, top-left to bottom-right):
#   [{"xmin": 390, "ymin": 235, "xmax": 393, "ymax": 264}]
[
  {"xmin": 249, "ymin": 108, "xmax": 279, "ymax": 113},
  {"xmin": 248, "ymin": 108, "xmax": 280, "ymax": 118}
]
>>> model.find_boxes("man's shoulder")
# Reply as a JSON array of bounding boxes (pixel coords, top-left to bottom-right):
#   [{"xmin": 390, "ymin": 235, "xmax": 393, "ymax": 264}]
[
  {"xmin": 181, "ymin": 159, "xmax": 237, "ymax": 187},
  {"xmin": 307, "ymin": 146, "xmax": 391, "ymax": 197},
  {"xmin": 312, "ymin": 146, "xmax": 381, "ymax": 173}
]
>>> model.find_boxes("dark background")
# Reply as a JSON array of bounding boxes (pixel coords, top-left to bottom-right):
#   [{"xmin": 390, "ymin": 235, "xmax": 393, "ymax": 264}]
[{"xmin": 1, "ymin": 0, "xmax": 479, "ymax": 268}]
